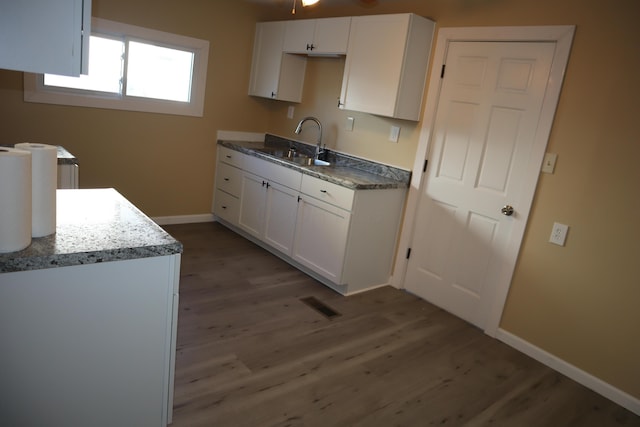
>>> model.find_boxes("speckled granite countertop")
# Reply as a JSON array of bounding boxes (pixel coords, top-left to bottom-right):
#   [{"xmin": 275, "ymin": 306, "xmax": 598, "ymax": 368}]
[
  {"xmin": 218, "ymin": 134, "xmax": 411, "ymax": 190},
  {"xmin": 56, "ymin": 146, "xmax": 78, "ymax": 165},
  {"xmin": 0, "ymin": 144, "xmax": 78, "ymax": 165},
  {"xmin": 0, "ymin": 188, "xmax": 182, "ymax": 273}
]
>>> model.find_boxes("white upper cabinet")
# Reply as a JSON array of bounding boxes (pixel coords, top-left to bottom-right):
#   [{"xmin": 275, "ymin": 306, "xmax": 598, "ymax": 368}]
[
  {"xmin": 283, "ymin": 17, "xmax": 351, "ymax": 55},
  {"xmin": 339, "ymin": 14, "xmax": 435, "ymax": 121},
  {"xmin": 249, "ymin": 21, "xmax": 306, "ymax": 102},
  {"xmin": 0, "ymin": 0, "xmax": 91, "ymax": 76}
]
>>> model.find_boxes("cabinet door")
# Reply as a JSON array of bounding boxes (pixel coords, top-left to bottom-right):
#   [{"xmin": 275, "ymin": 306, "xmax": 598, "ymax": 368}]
[
  {"xmin": 0, "ymin": 0, "xmax": 90, "ymax": 76},
  {"xmin": 249, "ymin": 21, "xmax": 286, "ymax": 99},
  {"xmin": 215, "ymin": 162, "xmax": 243, "ymax": 197},
  {"xmin": 293, "ymin": 195, "xmax": 351, "ymax": 284},
  {"xmin": 339, "ymin": 14, "xmax": 434, "ymax": 120},
  {"xmin": 283, "ymin": 18, "xmax": 351, "ymax": 55},
  {"xmin": 263, "ymin": 182, "xmax": 299, "ymax": 256},
  {"xmin": 340, "ymin": 14, "xmax": 409, "ymax": 118},
  {"xmin": 214, "ymin": 189, "xmax": 240, "ymax": 226},
  {"xmin": 313, "ymin": 17, "xmax": 351, "ymax": 54},
  {"xmin": 238, "ymin": 172, "xmax": 268, "ymax": 238},
  {"xmin": 249, "ymin": 21, "xmax": 306, "ymax": 102},
  {"xmin": 283, "ymin": 20, "xmax": 315, "ymax": 53}
]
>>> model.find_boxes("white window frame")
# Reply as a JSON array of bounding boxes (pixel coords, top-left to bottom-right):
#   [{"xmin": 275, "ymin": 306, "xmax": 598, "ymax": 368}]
[{"xmin": 24, "ymin": 18, "xmax": 210, "ymax": 117}]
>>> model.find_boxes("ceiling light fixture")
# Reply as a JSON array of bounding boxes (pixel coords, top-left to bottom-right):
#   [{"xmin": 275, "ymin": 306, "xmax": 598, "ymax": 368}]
[{"xmin": 291, "ymin": 0, "xmax": 319, "ymax": 15}]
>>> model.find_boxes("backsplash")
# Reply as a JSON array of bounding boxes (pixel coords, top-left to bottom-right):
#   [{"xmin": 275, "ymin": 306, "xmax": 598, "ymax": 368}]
[{"xmin": 264, "ymin": 134, "xmax": 411, "ymax": 184}]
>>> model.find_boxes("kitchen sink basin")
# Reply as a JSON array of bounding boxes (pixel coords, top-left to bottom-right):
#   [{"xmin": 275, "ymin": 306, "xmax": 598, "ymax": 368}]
[{"xmin": 255, "ymin": 147, "xmax": 330, "ymax": 166}]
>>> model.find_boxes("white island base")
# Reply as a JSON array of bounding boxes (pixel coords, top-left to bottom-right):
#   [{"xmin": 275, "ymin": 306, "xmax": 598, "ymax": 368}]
[
  {"xmin": 0, "ymin": 189, "xmax": 182, "ymax": 427},
  {"xmin": 0, "ymin": 255, "xmax": 180, "ymax": 427}
]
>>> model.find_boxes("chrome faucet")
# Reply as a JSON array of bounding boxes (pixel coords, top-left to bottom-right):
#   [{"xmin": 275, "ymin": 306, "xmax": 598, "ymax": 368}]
[{"xmin": 294, "ymin": 116, "xmax": 324, "ymax": 159}]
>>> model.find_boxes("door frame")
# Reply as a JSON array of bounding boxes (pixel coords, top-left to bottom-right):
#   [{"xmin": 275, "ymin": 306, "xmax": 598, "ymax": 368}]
[{"xmin": 392, "ymin": 25, "xmax": 575, "ymax": 337}]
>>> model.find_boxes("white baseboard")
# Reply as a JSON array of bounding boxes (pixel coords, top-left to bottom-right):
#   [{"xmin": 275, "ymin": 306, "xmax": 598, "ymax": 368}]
[
  {"xmin": 496, "ymin": 328, "xmax": 640, "ymax": 416},
  {"xmin": 152, "ymin": 214, "xmax": 215, "ymax": 225}
]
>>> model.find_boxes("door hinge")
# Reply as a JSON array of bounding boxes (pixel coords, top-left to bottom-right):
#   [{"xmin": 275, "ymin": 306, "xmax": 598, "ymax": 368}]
[
  {"xmin": 406, "ymin": 248, "xmax": 412, "ymax": 259},
  {"xmin": 423, "ymin": 159, "xmax": 428, "ymax": 173},
  {"xmin": 440, "ymin": 64, "xmax": 446, "ymax": 78}
]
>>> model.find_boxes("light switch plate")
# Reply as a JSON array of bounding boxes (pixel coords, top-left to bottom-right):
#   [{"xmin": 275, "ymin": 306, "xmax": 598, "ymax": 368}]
[
  {"xmin": 542, "ymin": 153, "xmax": 558, "ymax": 174},
  {"xmin": 389, "ymin": 125, "xmax": 400, "ymax": 143},
  {"xmin": 346, "ymin": 116, "xmax": 354, "ymax": 131},
  {"xmin": 287, "ymin": 106, "xmax": 295, "ymax": 119}
]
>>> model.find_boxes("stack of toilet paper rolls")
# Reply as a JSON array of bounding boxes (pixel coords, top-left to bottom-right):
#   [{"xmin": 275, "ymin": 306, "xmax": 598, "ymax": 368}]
[{"xmin": 0, "ymin": 143, "xmax": 58, "ymax": 253}]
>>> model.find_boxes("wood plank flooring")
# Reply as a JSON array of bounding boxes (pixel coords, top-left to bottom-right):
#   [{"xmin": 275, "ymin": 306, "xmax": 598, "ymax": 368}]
[{"xmin": 163, "ymin": 222, "xmax": 639, "ymax": 427}]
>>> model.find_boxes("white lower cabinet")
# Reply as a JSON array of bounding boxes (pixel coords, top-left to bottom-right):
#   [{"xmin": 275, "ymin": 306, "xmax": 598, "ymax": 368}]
[
  {"xmin": 292, "ymin": 194, "xmax": 351, "ymax": 284},
  {"xmin": 238, "ymin": 171, "xmax": 299, "ymax": 255},
  {"xmin": 212, "ymin": 147, "xmax": 246, "ymax": 226},
  {"xmin": 263, "ymin": 181, "xmax": 299, "ymax": 255},
  {"xmin": 213, "ymin": 148, "xmax": 406, "ymax": 295},
  {"xmin": 238, "ymin": 171, "xmax": 268, "ymax": 237},
  {"xmin": 238, "ymin": 156, "xmax": 303, "ymax": 256}
]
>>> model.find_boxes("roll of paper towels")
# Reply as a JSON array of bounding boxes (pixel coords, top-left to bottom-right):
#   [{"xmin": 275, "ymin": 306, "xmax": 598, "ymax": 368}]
[
  {"xmin": 14, "ymin": 143, "xmax": 58, "ymax": 237},
  {"xmin": 0, "ymin": 147, "xmax": 32, "ymax": 253}
]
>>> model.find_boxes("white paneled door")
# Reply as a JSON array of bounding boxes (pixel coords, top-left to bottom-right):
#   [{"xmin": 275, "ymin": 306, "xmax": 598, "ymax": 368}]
[{"xmin": 404, "ymin": 41, "xmax": 556, "ymax": 329}]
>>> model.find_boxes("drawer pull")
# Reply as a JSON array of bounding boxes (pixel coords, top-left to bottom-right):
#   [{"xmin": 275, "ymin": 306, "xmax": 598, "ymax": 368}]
[
  {"xmin": 221, "ymin": 206, "xmax": 227, "ymax": 209},
  {"xmin": 320, "ymin": 189, "xmax": 327, "ymax": 193},
  {"xmin": 224, "ymin": 178, "xmax": 230, "ymax": 181}
]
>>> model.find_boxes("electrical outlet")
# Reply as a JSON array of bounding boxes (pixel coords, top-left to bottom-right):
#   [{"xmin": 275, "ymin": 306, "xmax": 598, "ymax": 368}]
[
  {"xmin": 287, "ymin": 106, "xmax": 295, "ymax": 119},
  {"xmin": 549, "ymin": 222, "xmax": 569, "ymax": 246}
]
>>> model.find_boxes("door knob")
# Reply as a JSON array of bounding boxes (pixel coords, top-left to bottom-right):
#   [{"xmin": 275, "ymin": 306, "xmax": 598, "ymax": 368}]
[{"xmin": 501, "ymin": 205, "xmax": 514, "ymax": 216}]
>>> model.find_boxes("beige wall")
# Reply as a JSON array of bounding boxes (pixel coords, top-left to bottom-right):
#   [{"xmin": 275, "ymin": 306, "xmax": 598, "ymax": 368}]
[
  {"xmin": 263, "ymin": 0, "xmax": 640, "ymax": 400},
  {"xmin": 0, "ymin": 0, "xmax": 272, "ymax": 217},
  {"xmin": 0, "ymin": 0, "xmax": 638, "ymax": 403}
]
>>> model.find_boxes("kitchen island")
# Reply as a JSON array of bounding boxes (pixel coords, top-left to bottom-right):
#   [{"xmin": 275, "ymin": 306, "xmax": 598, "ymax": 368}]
[{"xmin": 0, "ymin": 189, "xmax": 182, "ymax": 427}]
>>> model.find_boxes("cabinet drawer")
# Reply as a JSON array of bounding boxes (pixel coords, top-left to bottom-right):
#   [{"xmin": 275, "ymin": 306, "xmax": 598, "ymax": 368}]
[
  {"xmin": 216, "ymin": 162, "xmax": 243, "ymax": 197},
  {"xmin": 218, "ymin": 146, "xmax": 245, "ymax": 169},
  {"xmin": 245, "ymin": 155, "xmax": 302, "ymax": 190},
  {"xmin": 301, "ymin": 174, "xmax": 354, "ymax": 211},
  {"xmin": 214, "ymin": 189, "xmax": 240, "ymax": 225}
]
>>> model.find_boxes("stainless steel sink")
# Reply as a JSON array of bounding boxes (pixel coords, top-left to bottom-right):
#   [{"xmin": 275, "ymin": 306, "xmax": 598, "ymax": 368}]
[{"xmin": 255, "ymin": 147, "xmax": 330, "ymax": 167}]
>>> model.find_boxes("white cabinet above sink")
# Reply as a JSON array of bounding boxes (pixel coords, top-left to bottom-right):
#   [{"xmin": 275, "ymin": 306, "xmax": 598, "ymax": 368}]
[
  {"xmin": 339, "ymin": 13, "xmax": 435, "ymax": 121},
  {"xmin": 248, "ymin": 21, "xmax": 306, "ymax": 102},
  {"xmin": 283, "ymin": 17, "xmax": 351, "ymax": 55}
]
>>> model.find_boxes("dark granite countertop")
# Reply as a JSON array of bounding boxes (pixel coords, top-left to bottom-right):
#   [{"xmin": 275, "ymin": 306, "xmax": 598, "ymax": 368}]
[
  {"xmin": 218, "ymin": 134, "xmax": 410, "ymax": 190},
  {"xmin": 0, "ymin": 188, "xmax": 182, "ymax": 273}
]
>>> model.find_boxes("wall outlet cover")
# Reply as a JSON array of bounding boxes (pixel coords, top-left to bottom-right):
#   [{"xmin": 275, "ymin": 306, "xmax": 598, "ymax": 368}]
[{"xmin": 549, "ymin": 222, "xmax": 569, "ymax": 246}]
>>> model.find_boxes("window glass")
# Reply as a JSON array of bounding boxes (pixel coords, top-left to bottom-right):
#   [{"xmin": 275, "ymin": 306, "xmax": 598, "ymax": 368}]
[
  {"xmin": 44, "ymin": 36, "xmax": 124, "ymax": 94},
  {"xmin": 126, "ymin": 41, "xmax": 194, "ymax": 102},
  {"xmin": 24, "ymin": 18, "xmax": 209, "ymax": 117}
]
